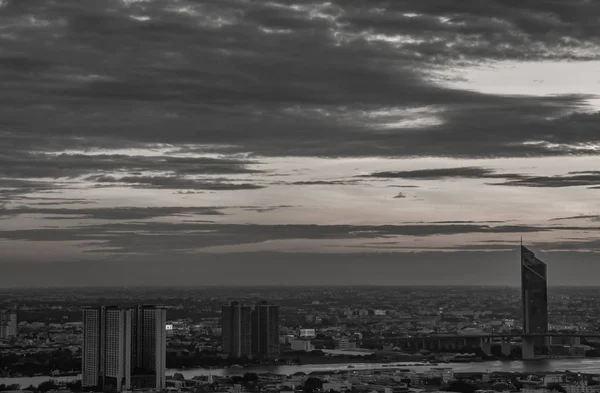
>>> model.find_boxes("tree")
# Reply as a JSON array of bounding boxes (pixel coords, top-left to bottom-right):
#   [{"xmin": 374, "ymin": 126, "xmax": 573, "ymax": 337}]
[
  {"xmin": 547, "ymin": 383, "xmax": 566, "ymax": 393},
  {"xmin": 66, "ymin": 380, "xmax": 82, "ymax": 392},
  {"xmin": 510, "ymin": 346, "xmax": 522, "ymax": 358},
  {"xmin": 492, "ymin": 382, "xmax": 514, "ymax": 392},
  {"xmin": 586, "ymin": 349, "xmax": 600, "ymax": 357},
  {"xmin": 443, "ymin": 380, "xmax": 478, "ymax": 393},
  {"xmin": 37, "ymin": 380, "xmax": 59, "ymax": 392},
  {"xmin": 304, "ymin": 377, "xmax": 323, "ymax": 393},
  {"xmin": 243, "ymin": 373, "xmax": 259, "ymax": 384}
]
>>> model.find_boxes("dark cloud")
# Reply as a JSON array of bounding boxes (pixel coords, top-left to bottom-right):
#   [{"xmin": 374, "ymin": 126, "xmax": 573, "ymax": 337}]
[
  {"xmin": 1, "ymin": 206, "xmax": 225, "ymax": 221},
  {"xmin": 5, "ymin": 248, "xmax": 600, "ymax": 287},
  {"xmin": 409, "ymin": 220, "xmax": 510, "ymax": 224},
  {"xmin": 242, "ymin": 205, "xmax": 294, "ymax": 213},
  {"xmin": 0, "ymin": 152, "xmax": 261, "ymax": 179},
  {"xmin": 2, "ymin": 0, "xmax": 600, "ymax": 276},
  {"xmin": 0, "ymin": 179, "xmax": 64, "ymax": 206},
  {"xmin": 365, "ymin": 167, "xmax": 600, "ymax": 189},
  {"xmin": 490, "ymin": 171, "xmax": 600, "ymax": 188},
  {"xmin": 88, "ymin": 175, "xmax": 264, "ymax": 190},
  {"xmin": 0, "ymin": 221, "xmax": 588, "ymax": 256},
  {"xmin": 550, "ymin": 215, "xmax": 600, "ymax": 222},
  {"xmin": 365, "ymin": 166, "xmax": 522, "ymax": 180},
  {"xmin": 290, "ymin": 180, "xmax": 360, "ymax": 186},
  {"xmin": 0, "ymin": 55, "xmax": 54, "ymax": 73},
  {"xmin": 0, "ymin": 0, "xmax": 598, "ymax": 163}
]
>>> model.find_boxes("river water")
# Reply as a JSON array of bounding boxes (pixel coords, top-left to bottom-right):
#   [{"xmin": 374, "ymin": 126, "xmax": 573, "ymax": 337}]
[
  {"xmin": 3, "ymin": 359, "xmax": 600, "ymax": 387},
  {"xmin": 166, "ymin": 359, "xmax": 600, "ymax": 378}
]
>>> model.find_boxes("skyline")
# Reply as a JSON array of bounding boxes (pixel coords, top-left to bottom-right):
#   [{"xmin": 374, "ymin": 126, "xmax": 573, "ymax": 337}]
[{"xmin": 2, "ymin": 0, "xmax": 600, "ymax": 286}]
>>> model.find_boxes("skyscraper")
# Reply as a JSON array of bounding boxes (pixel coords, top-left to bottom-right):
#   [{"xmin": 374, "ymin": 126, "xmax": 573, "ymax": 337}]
[
  {"xmin": 221, "ymin": 301, "xmax": 252, "ymax": 358},
  {"xmin": 0, "ymin": 310, "xmax": 17, "ymax": 340},
  {"xmin": 82, "ymin": 306, "xmax": 166, "ymax": 392},
  {"xmin": 82, "ymin": 307, "xmax": 102, "ymax": 388},
  {"xmin": 131, "ymin": 306, "xmax": 167, "ymax": 390},
  {"xmin": 252, "ymin": 301, "xmax": 280, "ymax": 359},
  {"xmin": 521, "ymin": 245, "xmax": 548, "ymax": 335},
  {"xmin": 102, "ymin": 307, "xmax": 132, "ymax": 393}
]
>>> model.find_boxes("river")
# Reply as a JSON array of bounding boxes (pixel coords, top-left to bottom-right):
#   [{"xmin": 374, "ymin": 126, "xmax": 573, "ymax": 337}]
[
  {"xmin": 166, "ymin": 358, "xmax": 600, "ymax": 378},
  {"xmin": 3, "ymin": 359, "xmax": 600, "ymax": 387}
]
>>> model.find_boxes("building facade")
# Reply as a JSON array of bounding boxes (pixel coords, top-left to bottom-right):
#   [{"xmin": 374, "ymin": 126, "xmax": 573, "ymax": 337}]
[
  {"xmin": 102, "ymin": 307, "xmax": 132, "ymax": 393},
  {"xmin": 521, "ymin": 245, "xmax": 548, "ymax": 354},
  {"xmin": 521, "ymin": 245, "xmax": 548, "ymax": 335},
  {"xmin": 131, "ymin": 306, "xmax": 167, "ymax": 390},
  {"xmin": 222, "ymin": 301, "xmax": 280, "ymax": 359},
  {"xmin": 222, "ymin": 301, "xmax": 252, "ymax": 358},
  {"xmin": 252, "ymin": 301, "xmax": 280, "ymax": 359},
  {"xmin": 82, "ymin": 308, "xmax": 102, "ymax": 388},
  {"xmin": 0, "ymin": 310, "xmax": 17, "ymax": 340},
  {"xmin": 82, "ymin": 306, "xmax": 166, "ymax": 392}
]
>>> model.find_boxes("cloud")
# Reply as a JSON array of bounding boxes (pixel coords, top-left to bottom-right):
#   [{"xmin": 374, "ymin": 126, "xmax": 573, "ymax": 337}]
[
  {"xmin": 365, "ymin": 166, "xmax": 522, "ymax": 180},
  {"xmin": 3, "ymin": 0, "xmax": 600, "ymax": 273},
  {"xmin": 88, "ymin": 175, "xmax": 264, "ymax": 190},
  {"xmin": 0, "ymin": 0, "xmax": 598, "ymax": 164},
  {"xmin": 290, "ymin": 180, "xmax": 361, "ymax": 185},
  {"xmin": 0, "ymin": 152, "xmax": 261, "ymax": 179},
  {"xmin": 242, "ymin": 205, "xmax": 294, "ymax": 213},
  {"xmin": 0, "ymin": 179, "xmax": 63, "ymax": 206},
  {"xmin": 490, "ymin": 171, "xmax": 600, "ymax": 188},
  {"xmin": 0, "ymin": 221, "xmax": 572, "ymax": 254},
  {"xmin": 549, "ymin": 215, "xmax": 600, "ymax": 222},
  {"xmin": 1, "ymin": 206, "xmax": 226, "ymax": 220},
  {"xmin": 364, "ymin": 167, "xmax": 600, "ymax": 189}
]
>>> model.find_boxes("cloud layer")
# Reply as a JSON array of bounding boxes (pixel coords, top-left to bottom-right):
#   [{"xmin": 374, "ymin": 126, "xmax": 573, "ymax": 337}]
[
  {"xmin": 2, "ymin": 0, "xmax": 600, "ymax": 285},
  {"xmin": 2, "ymin": 0, "xmax": 599, "ymax": 160}
]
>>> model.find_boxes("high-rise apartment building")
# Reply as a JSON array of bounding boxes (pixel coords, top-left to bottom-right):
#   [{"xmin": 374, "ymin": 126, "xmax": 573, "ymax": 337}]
[
  {"xmin": 221, "ymin": 301, "xmax": 252, "ymax": 358},
  {"xmin": 131, "ymin": 306, "xmax": 167, "ymax": 390},
  {"xmin": 221, "ymin": 301, "xmax": 280, "ymax": 359},
  {"xmin": 82, "ymin": 306, "xmax": 166, "ymax": 392},
  {"xmin": 251, "ymin": 301, "xmax": 280, "ymax": 359},
  {"xmin": 0, "ymin": 310, "xmax": 17, "ymax": 340},
  {"xmin": 102, "ymin": 307, "xmax": 132, "ymax": 393},
  {"xmin": 82, "ymin": 307, "xmax": 102, "ymax": 388}
]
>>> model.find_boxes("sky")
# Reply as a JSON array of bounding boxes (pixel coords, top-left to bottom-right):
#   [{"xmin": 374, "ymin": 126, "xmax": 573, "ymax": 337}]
[{"xmin": 1, "ymin": 0, "xmax": 600, "ymax": 287}]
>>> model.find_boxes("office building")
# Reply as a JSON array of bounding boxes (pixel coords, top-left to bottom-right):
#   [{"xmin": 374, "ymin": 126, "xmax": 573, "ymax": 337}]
[
  {"xmin": 82, "ymin": 306, "xmax": 166, "ymax": 392},
  {"xmin": 521, "ymin": 245, "xmax": 548, "ymax": 358},
  {"xmin": 252, "ymin": 301, "xmax": 280, "ymax": 359},
  {"xmin": 222, "ymin": 301, "xmax": 252, "ymax": 358},
  {"xmin": 0, "ymin": 310, "xmax": 17, "ymax": 340},
  {"xmin": 521, "ymin": 245, "xmax": 548, "ymax": 335}
]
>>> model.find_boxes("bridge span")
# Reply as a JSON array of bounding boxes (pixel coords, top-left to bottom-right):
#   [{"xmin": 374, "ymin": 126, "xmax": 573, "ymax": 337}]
[{"xmin": 360, "ymin": 333, "xmax": 600, "ymax": 358}]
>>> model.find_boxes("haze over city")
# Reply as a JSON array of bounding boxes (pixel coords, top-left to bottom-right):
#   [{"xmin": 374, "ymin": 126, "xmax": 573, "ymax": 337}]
[{"xmin": 2, "ymin": 0, "xmax": 600, "ymax": 287}]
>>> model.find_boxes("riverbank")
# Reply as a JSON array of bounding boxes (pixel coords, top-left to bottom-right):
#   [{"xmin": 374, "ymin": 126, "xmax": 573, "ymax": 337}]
[
  {"xmin": 4, "ymin": 358, "xmax": 600, "ymax": 387},
  {"xmin": 165, "ymin": 358, "xmax": 600, "ymax": 378}
]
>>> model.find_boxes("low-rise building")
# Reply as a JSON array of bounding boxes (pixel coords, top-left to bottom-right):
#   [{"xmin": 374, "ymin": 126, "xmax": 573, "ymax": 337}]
[{"xmin": 290, "ymin": 338, "xmax": 314, "ymax": 352}]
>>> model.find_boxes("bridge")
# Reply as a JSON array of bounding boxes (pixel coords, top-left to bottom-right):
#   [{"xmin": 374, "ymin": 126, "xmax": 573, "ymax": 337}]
[{"xmin": 358, "ymin": 333, "xmax": 600, "ymax": 358}]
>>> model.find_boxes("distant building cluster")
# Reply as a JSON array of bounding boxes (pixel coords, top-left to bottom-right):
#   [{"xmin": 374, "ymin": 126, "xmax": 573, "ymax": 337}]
[
  {"xmin": 222, "ymin": 300, "xmax": 279, "ymax": 359},
  {"xmin": 0, "ymin": 309, "xmax": 17, "ymax": 340},
  {"xmin": 82, "ymin": 305, "xmax": 167, "ymax": 392}
]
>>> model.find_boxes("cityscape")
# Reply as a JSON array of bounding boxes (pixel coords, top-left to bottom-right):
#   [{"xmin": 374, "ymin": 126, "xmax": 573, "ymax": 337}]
[
  {"xmin": 2, "ymin": 1, "xmax": 600, "ymax": 393},
  {"xmin": 2, "ymin": 247, "xmax": 600, "ymax": 393}
]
